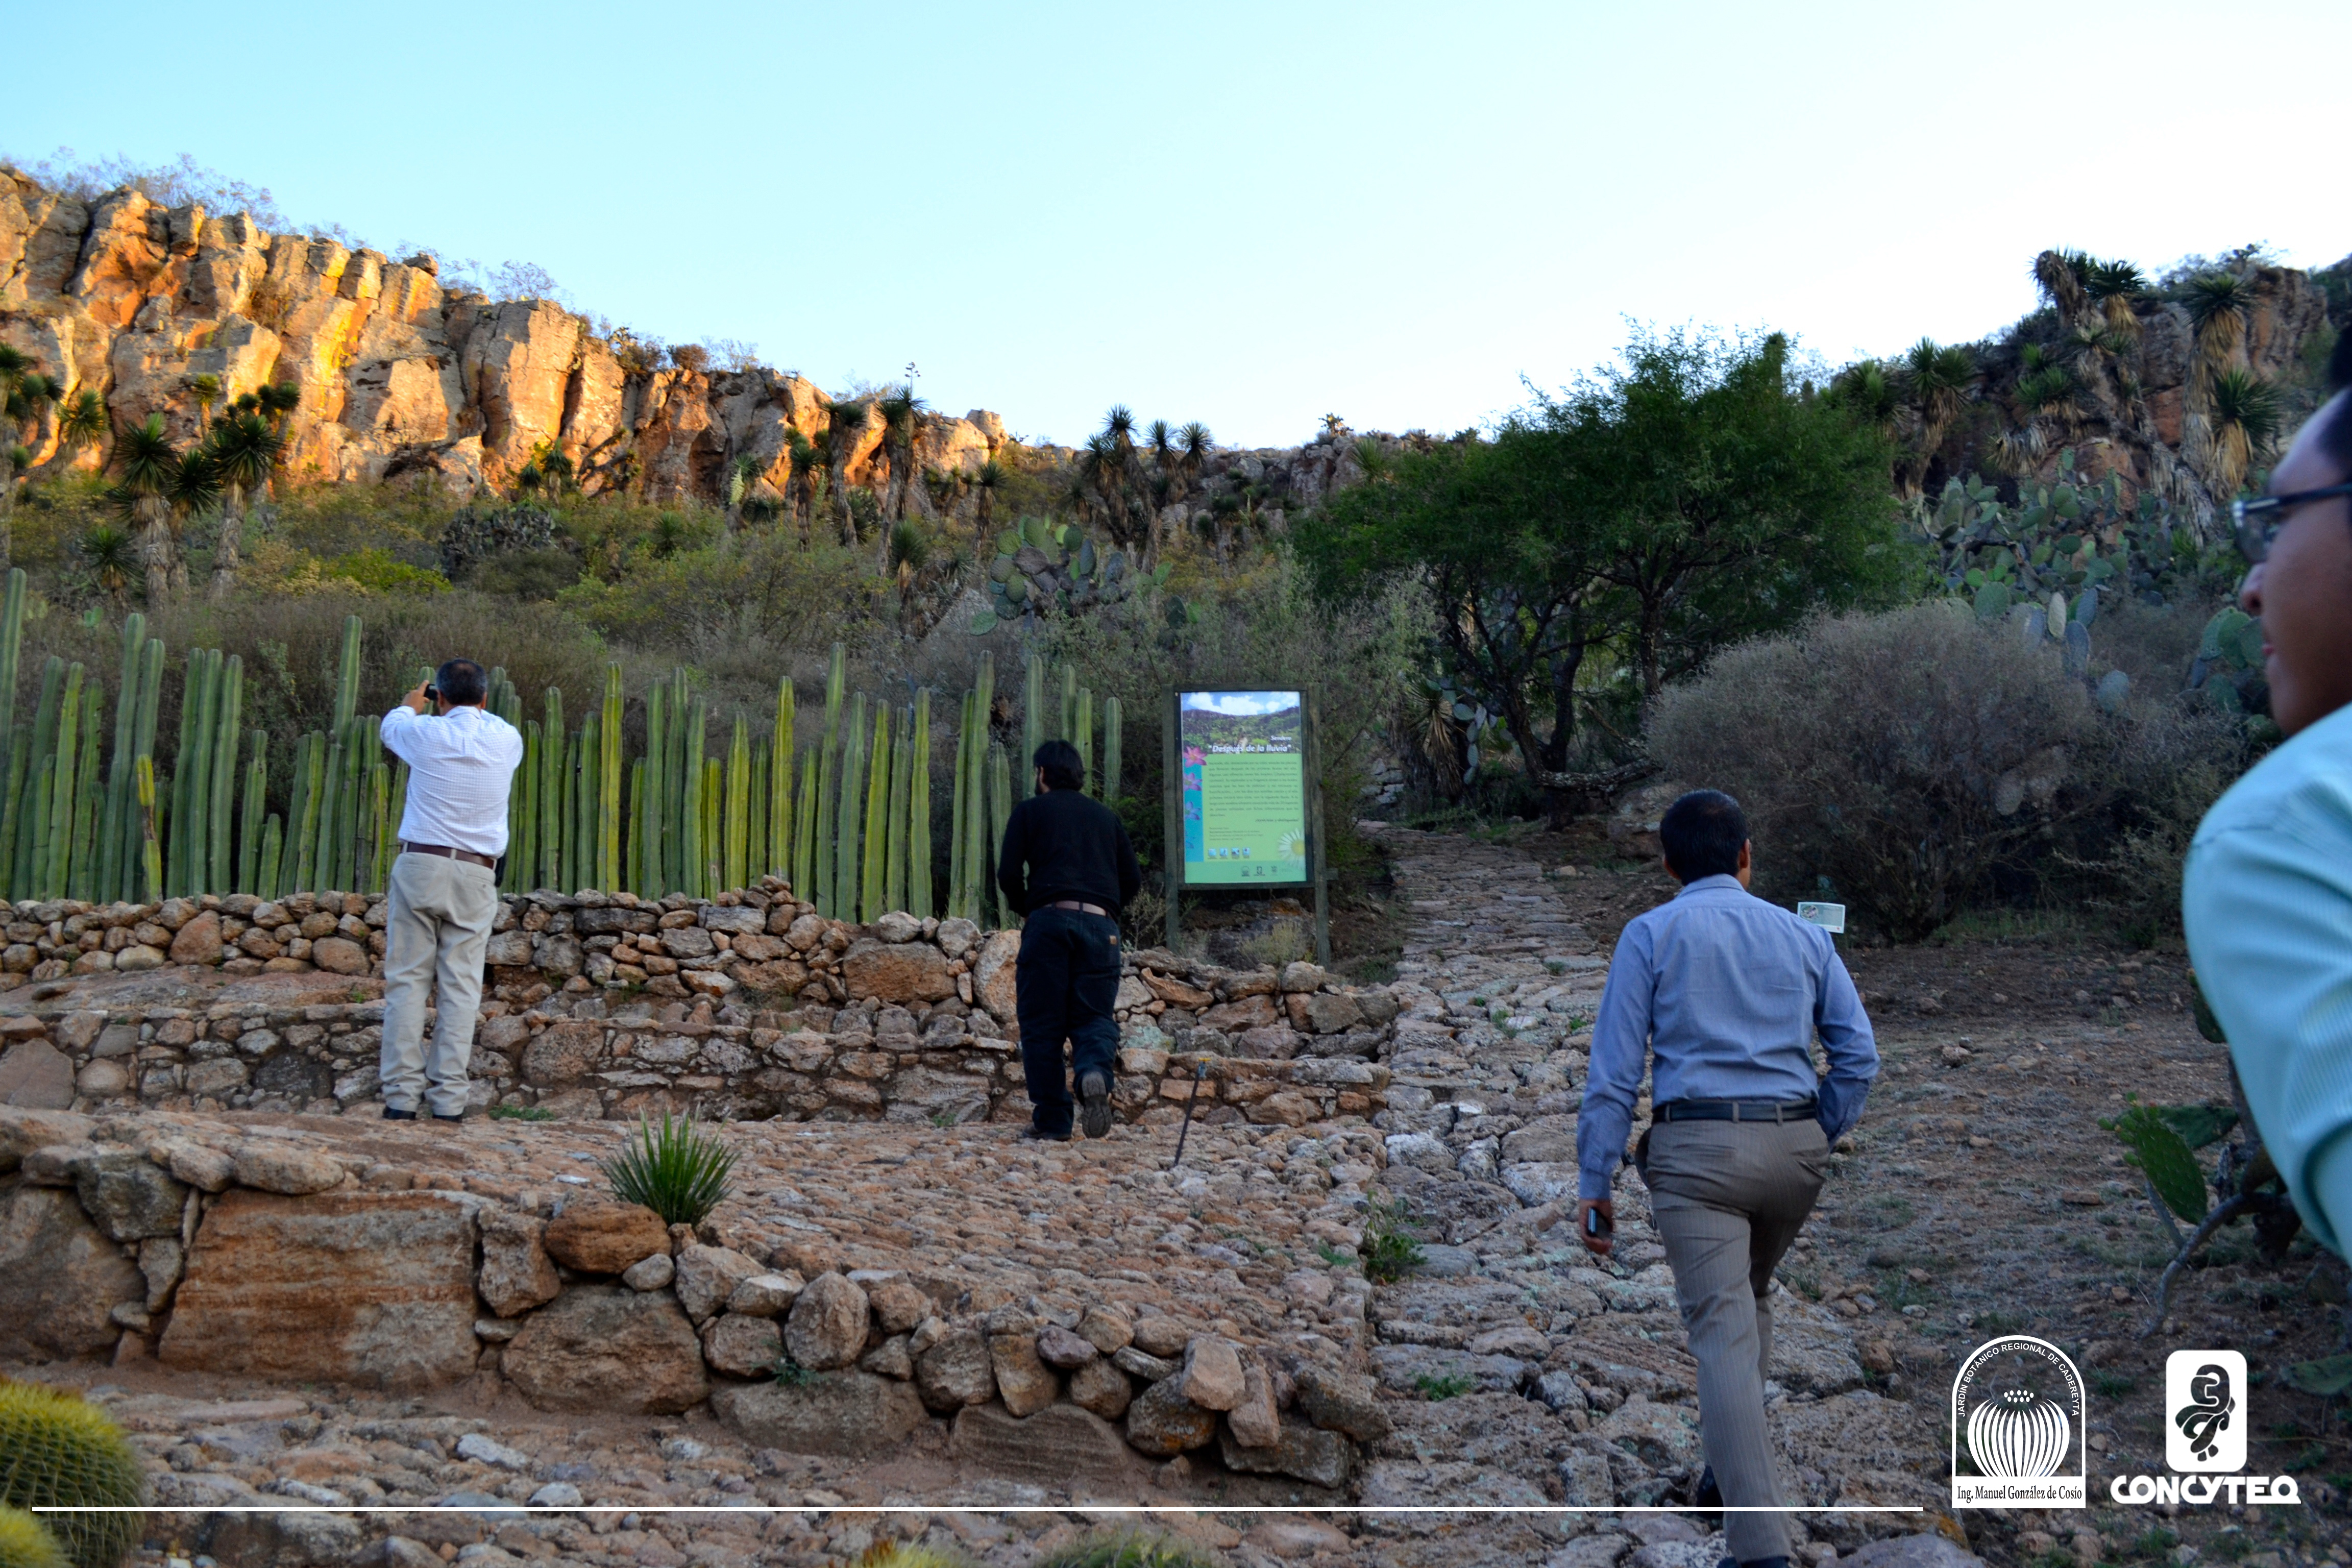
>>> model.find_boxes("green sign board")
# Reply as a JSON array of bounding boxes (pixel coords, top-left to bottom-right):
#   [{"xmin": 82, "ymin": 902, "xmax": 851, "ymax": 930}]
[{"xmin": 1178, "ymin": 689, "xmax": 1308, "ymax": 886}]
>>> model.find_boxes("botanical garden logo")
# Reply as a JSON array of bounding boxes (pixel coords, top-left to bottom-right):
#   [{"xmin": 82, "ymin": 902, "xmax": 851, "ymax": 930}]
[{"xmin": 1951, "ymin": 1335, "xmax": 2087, "ymax": 1508}]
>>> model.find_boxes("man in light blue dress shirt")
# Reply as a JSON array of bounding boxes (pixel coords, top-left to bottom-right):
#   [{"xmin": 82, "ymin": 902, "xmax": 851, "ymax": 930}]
[
  {"xmin": 1577, "ymin": 790, "xmax": 1878, "ymax": 1568},
  {"xmin": 2184, "ymin": 339, "xmax": 2352, "ymax": 1255}
]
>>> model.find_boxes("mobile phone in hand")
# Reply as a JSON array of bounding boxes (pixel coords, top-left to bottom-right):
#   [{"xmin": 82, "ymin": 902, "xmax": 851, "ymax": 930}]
[
  {"xmin": 1585, "ymin": 1206, "xmax": 1612, "ymax": 1238},
  {"xmin": 424, "ymin": 685, "xmax": 439, "ymax": 704}
]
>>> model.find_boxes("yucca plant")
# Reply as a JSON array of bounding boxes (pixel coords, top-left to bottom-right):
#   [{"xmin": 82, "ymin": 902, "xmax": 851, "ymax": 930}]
[
  {"xmin": 1038, "ymin": 1531, "xmax": 1227, "ymax": 1568},
  {"xmin": 2206, "ymin": 369, "xmax": 2282, "ymax": 499},
  {"xmin": 0, "ymin": 1380, "xmax": 146, "ymax": 1568},
  {"xmin": 2185, "ymin": 271, "xmax": 2255, "ymax": 392},
  {"xmin": 0, "ymin": 1507, "xmax": 68, "ymax": 1568},
  {"xmin": 2085, "ymin": 258, "xmax": 2147, "ymax": 337},
  {"xmin": 75, "ymin": 528, "xmax": 136, "ymax": 608},
  {"xmin": 600, "ymin": 1111, "xmax": 737, "ymax": 1227}
]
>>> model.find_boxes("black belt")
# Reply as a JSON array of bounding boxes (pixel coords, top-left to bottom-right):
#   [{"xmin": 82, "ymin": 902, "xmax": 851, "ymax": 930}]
[
  {"xmin": 1654, "ymin": 1098, "xmax": 1818, "ymax": 1123},
  {"xmin": 1047, "ymin": 900, "xmax": 1109, "ymax": 916}
]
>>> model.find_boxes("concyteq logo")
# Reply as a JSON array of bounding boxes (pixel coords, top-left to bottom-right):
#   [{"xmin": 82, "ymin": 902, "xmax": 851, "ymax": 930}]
[
  {"xmin": 1951, "ymin": 1335, "xmax": 2087, "ymax": 1508},
  {"xmin": 2108, "ymin": 1351, "xmax": 2300, "ymax": 1508}
]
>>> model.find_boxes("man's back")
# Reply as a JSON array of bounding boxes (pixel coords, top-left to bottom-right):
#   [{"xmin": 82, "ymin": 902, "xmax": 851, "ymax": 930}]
[
  {"xmin": 997, "ymin": 788, "xmax": 1142, "ymax": 915},
  {"xmin": 1578, "ymin": 873, "xmax": 1876, "ymax": 1200}
]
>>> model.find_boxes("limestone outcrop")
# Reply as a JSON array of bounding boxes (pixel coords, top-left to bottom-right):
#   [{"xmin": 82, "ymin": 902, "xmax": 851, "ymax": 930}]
[{"xmin": 0, "ymin": 168, "xmax": 1006, "ymax": 503}]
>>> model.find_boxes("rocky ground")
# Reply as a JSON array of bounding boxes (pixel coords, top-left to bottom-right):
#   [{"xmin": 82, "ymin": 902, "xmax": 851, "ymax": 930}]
[{"xmin": 10, "ymin": 825, "xmax": 2350, "ymax": 1568}]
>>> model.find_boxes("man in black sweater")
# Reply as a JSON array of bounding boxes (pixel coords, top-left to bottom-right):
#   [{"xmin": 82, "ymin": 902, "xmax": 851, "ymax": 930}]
[{"xmin": 996, "ymin": 739, "xmax": 1143, "ymax": 1140}]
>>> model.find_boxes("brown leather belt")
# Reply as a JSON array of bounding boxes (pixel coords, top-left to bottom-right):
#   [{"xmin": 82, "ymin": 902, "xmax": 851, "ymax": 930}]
[
  {"xmin": 401, "ymin": 841, "xmax": 498, "ymax": 869},
  {"xmin": 1048, "ymin": 900, "xmax": 1109, "ymax": 916}
]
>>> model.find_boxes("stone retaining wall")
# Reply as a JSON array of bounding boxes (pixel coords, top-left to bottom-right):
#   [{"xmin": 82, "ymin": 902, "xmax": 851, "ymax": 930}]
[
  {"xmin": 0, "ymin": 879, "xmax": 1398, "ymax": 1127},
  {"xmin": 0, "ymin": 1106, "xmax": 1386, "ymax": 1491}
]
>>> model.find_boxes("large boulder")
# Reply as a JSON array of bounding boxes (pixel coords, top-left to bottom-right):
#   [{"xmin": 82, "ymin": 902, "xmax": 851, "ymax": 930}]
[
  {"xmin": 0, "ymin": 1183, "xmax": 144, "ymax": 1359},
  {"xmin": 914, "ymin": 1324, "xmax": 997, "ymax": 1411},
  {"xmin": 1123, "ymin": 1377, "xmax": 1219, "ymax": 1456},
  {"xmin": 477, "ymin": 1210, "xmax": 561, "ymax": 1317},
  {"xmin": 839, "ymin": 939, "xmax": 954, "ymax": 1004},
  {"xmin": 541, "ymin": 1200, "xmax": 668, "ymax": 1273},
  {"xmin": 710, "ymin": 1371, "xmax": 926, "ymax": 1457},
  {"xmin": 785, "ymin": 1271, "xmax": 870, "ymax": 1370},
  {"xmin": 0, "ymin": 1106, "xmax": 94, "ymax": 1171},
  {"xmin": 987, "ymin": 1330, "xmax": 1059, "ymax": 1417},
  {"xmin": 972, "ymin": 930, "xmax": 1021, "ymax": 1024},
  {"xmin": 951, "ymin": 1403, "xmax": 1138, "ymax": 1486},
  {"xmin": 160, "ymin": 1191, "xmax": 479, "ymax": 1391},
  {"xmin": 73, "ymin": 1147, "xmax": 190, "ymax": 1240},
  {"xmin": 1219, "ymin": 1414, "xmax": 1352, "ymax": 1489},
  {"xmin": 0, "ymin": 1037, "xmax": 74, "ymax": 1109},
  {"xmin": 502, "ymin": 1285, "xmax": 709, "ymax": 1414},
  {"xmin": 673, "ymin": 1244, "xmax": 763, "ymax": 1323},
  {"xmin": 1295, "ymin": 1364, "xmax": 1391, "ymax": 1442}
]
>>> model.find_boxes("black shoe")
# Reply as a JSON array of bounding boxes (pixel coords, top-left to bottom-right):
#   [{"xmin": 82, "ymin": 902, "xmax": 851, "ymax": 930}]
[
  {"xmin": 1019, "ymin": 1125, "xmax": 1072, "ymax": 1143},
  {"xmin": 1740, "ymin": 1558, "xmax": 1788, "ymax": 1568},
  {"xmin": 382, "ymin": 1107, "xmax": 418, "ymax": 1121},
  {"xmin": 1079, "ymin": 1070, "xmax": 1113, "ymax": 1139},
  {"xmin": 432, "ymin": 1113, "xmax": 464, "ymax": 1123}
]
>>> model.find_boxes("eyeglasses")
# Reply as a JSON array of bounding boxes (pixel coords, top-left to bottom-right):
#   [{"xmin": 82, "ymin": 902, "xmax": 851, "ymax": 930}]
[{"xmin": 2233, "ymin": 482, "xmax": 2352, "ymax": 564}]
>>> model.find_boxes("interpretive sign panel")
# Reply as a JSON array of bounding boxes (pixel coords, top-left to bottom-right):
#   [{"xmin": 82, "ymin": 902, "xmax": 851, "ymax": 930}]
[{"xmin": 1178, "ymin": 690, "xmax": 1309, "ymax": 886}]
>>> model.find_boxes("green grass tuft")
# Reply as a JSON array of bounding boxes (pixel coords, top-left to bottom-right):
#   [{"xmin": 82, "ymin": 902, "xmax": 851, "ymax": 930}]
[
  {"xmin": 1361, "ymin": 1196, "xmax": 1425, "ymax": 1283},
  {"xmin": 489, "ymin": 1104, "xmax": 556, "ymax": 1121},
  {"xmin": 600, "ymin": 1111, "xmax": 736, "ymax": 1227},
  {"xmin": 1036, "ymin": 1530, "xmax": 1227, "ymax": 1568},
  {"xmin": 1413, "ymin": 1373, "xmax": 1476, "ymax": 1401}
]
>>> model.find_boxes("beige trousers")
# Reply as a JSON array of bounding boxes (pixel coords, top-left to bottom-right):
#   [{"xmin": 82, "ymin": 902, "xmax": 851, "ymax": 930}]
[
  {"xmin": 1642, "ymin": 1116, "xmax": 1830, "ymax": 1564},
  {"xmin": 380, "ymin": 851, "xmax": 499, "ymax": 1117}
]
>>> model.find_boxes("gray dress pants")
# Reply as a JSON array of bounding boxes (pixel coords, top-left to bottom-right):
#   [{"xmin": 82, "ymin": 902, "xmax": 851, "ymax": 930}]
[
  {"xmin": 1641, "ymin": 1116, "xmax": 1830, "ymax": 1563},
  {"xmin": 379, "ymin": 851, "xmax": 498, "ymax": 1117}
]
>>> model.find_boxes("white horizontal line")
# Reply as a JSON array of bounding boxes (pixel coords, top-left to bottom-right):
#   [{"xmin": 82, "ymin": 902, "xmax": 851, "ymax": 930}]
[{"xmin": 44, "ymin": 1506, "xmax": 1929, "ymax": 1516}]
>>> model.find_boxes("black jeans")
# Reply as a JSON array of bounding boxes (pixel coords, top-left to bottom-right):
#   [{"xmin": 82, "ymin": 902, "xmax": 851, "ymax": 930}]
[{"xmin": 1014, "ymin": 905, "xmax": 1121, "ymax": 1136}]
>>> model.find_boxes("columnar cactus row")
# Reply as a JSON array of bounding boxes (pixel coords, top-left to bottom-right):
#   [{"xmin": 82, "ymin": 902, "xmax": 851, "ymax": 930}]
[{"xmin": 0, "ymin": 588, "xmax": 1108, "ymax": 925}]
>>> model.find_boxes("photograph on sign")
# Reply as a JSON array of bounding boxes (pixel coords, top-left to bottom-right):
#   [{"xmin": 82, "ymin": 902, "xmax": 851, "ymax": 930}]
[
  {"xmin": 1180, "ymin": 690, "xmax": 1308, "ymax": 886},
  {"xmin": 1797, "ymin": 901, "xmax": 1848, "ymax": 934}
]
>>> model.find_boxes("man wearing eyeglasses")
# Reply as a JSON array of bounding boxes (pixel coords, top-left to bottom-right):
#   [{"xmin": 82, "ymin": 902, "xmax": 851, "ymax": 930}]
[{"xmin": 2184, "ymin": 333, "xmax": 2352, "ymax": 1255}]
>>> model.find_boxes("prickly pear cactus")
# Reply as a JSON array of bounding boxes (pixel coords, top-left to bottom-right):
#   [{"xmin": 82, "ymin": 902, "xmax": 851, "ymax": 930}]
[
  {"xmin": 972, "ymin": 517, "xmax": 1161, "ymax": 632},
  {"xmin": 0, "ymin": 1381, "xmax": 146, "ymax": 1568},
  {"xmin": 437, "ymin": 503, "xmax": 558, "ymax": 579}
]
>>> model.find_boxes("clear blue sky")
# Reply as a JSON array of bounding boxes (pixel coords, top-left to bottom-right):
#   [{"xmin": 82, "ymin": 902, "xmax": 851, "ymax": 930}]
[{"xmin": 7, "ymin": 2, "xmax": 2347, "ymax": 450}]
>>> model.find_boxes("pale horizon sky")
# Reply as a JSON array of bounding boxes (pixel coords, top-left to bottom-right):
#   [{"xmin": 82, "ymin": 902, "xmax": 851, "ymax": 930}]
[{"xmin": 6, "ymin": 2, "xmax": 2346, "ymax": 450}]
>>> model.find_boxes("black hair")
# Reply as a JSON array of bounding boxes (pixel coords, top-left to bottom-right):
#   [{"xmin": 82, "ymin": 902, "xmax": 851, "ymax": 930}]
[
  {"xmin": 435, "ymin": 658, "xmax": 488, "ymax": 707},
  {"xmin": 1658, "ymin": 789, "xmax": 1747, "ymax": 883},
  {"xmin": 1033, "ymin": 739, "xmax": 1083, "ymax": 792}
]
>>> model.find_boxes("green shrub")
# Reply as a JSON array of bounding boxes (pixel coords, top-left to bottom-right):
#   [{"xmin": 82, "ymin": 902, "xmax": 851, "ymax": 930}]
[
  {"xmin": 1414, "ymin": 1372, "xmax": 1476, "ymax": 1400},
  {"xmin": 1361, "ymin": 1195, "xmax": 1425, "ymax": 1283},
  {"xmin": 0, "ymin": 1380, "xmax": 146, "ymax": 1568},
  {"xmin": 1649, "ymin": 600, "xmax": 2247, "ymax": 941},
  {"xmin": 0, "ymin": 1507, "xmax": 68, "ymax": 1568},
  {"xmin": 489, "ymin": 1104, "xmax": 555, "ymax": 1122},
  {"xmin": 601, "ymin": 1112, "xmax": 737, "ymax": 1227}
]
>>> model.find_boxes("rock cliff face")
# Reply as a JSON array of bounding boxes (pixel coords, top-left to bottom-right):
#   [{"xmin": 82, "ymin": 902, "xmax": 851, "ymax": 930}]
[{"xmin": 0, "ymin": 169, "xmax": 1002, "ymax": 502}]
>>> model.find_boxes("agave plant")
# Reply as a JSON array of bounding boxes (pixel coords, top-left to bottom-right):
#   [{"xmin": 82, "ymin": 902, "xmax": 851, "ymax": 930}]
[{"xmin": 601, "ymin": 1111, "xmax": 737, "ymax": 1227}]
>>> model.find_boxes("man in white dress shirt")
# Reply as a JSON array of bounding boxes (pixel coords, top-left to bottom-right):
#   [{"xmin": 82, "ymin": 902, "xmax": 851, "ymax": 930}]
[{"xmin": 377, "ymin": 659, "xmax": 524, "ymax": 1121}]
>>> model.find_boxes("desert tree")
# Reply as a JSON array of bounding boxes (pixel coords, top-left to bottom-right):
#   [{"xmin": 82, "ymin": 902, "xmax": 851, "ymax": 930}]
[
  {"xmin": 2205, "ymin": 370, "xmax": 2281, "ymax": 500},
  {"xmin": 1896, "ymin": 338, "xmax": 1978, "ymax": 495}
]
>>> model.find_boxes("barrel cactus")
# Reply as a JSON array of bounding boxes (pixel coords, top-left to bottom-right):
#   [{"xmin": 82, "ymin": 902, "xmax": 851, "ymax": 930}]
[
  {"xmin": 0, "ymin": 1381, "xmax": 147, "ymax": 1568},
  {"xmin": 0, "ymin": 1509, "xmax": 68, "ymax": 1568}
]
